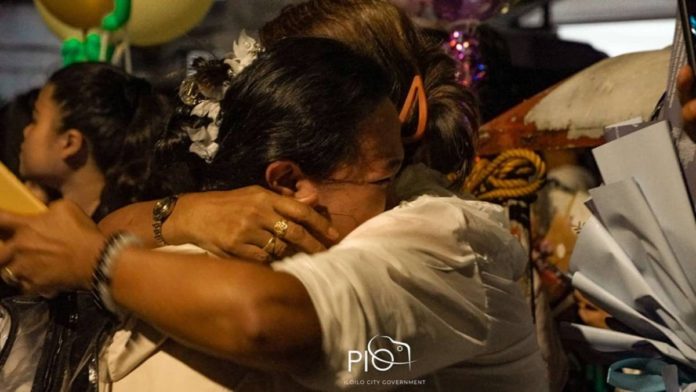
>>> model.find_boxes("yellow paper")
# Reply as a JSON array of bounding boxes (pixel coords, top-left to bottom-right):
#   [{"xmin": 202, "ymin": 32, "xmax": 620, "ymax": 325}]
[{"xmin": 0, "ymin": 162, "xmax": 47, "ymax": 215}]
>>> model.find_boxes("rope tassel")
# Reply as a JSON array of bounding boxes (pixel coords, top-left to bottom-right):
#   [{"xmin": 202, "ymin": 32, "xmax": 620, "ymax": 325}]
[{"xmin": 463, "ymin": 149, "xmax": 546, "ymax": 201}]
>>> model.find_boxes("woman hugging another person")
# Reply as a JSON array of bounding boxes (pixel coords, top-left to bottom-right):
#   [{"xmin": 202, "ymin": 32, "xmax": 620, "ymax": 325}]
[
  {"xmin": 1, "ymin": 37, "xmax": 546, "ymax": 392},
  {"xmin": 1, "ymin": 36, "xmax": 407, "ymax": 390},
  {"xmin": 0, "ymin": 1, "xmax": 548, "ymax": 391}
]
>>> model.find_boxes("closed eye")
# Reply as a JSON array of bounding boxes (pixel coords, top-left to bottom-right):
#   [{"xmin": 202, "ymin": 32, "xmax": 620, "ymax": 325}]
[{"xmin": 369, "ymin": 177, "xmax": 393, "ymax": 187}]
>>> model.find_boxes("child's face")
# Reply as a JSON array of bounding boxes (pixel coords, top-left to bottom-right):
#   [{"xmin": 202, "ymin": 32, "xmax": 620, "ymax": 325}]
[
  {"xmin": 312, "ymin": 98, "xmax": 404, "ymax": 239},
  {"xmin": 20, "ymin": 84, "xmax": 66, "ymax": 188}
]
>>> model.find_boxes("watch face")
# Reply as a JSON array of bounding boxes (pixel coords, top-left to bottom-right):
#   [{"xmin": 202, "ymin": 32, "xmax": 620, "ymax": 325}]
[{"xmin": 155, "ymin": 197, "xmax": 176, "ymax": 220}]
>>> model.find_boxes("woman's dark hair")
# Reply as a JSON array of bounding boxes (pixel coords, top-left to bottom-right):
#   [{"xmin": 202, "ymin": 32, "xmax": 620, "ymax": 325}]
[
  {"xmin": 260, "ymin": 0, "xmax": 479, "ymax": 178},
  {"xmin": 48, "ymin": 62, "xmax": 170, "ymax": 219},
  {"xmin": 148, "ymin": 37, "xmax": 389, "ymax": 196}
]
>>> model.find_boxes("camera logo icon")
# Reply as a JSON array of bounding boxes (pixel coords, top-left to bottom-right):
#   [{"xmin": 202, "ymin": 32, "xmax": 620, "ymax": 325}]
[{"xmin": 348, "ymin": 335, "xmax": 414, "ymax": 372}]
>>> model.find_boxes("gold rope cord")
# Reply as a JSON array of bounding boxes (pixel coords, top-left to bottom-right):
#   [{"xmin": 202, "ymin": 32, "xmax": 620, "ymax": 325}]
[{"xmin": 462, "ymin": 149, "xmax": 547, "ymax": 201}]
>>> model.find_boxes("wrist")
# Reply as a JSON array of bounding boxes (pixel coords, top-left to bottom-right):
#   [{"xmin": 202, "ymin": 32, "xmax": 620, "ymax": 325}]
[
  {"xmin": 90, "ymin": 232, "xmax": 142, "ymax": 317},
  {"xmin": 152, "ymin": 195, "xmax": 179, "ymax": 246},
  {"xmin": 80, "ymin": 231, "xmax": 109, "ymax": 290},
  {"xmin": 163, "ymin": 193, "xmax": 193, "ymax": 245}
]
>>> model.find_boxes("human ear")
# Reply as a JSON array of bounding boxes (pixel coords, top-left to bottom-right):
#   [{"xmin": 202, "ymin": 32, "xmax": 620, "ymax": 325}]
[
  {"xmin": 59, "ymin": 129, "xmax": 85, "ymax": 160},
  {"xmin": 60, "ymin": 129, "xmax": 90, "ymax": 168},
  {"xmin": 265, "ymin": 161, "xmax": 319, "ymax": 206}
]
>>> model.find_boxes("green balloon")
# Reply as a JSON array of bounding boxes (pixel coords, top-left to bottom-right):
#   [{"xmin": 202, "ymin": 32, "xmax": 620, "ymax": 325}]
[
  {"xmin": 61, "ymin": 34, "xmax": 115, "ymax": 66},
  {"xmin": 101, "ymin": 0, "xmax": 131, "ymax": 31},
  {"xmin": 61, "ymin": 38, "xmax": 85, "ymax": 66},
  {"xmin": 84, "ymin": 33, "xmax": 102, "ymax": 61}
]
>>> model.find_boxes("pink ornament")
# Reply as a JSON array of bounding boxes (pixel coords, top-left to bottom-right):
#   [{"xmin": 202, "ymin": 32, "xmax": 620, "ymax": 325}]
[
  {"xmin": 445, "ymin": 22, "xmax": 486, "ymax": 88},
  {"xmin": 433, "ymin": 0, "xmax": 505, "ymax": 22}
]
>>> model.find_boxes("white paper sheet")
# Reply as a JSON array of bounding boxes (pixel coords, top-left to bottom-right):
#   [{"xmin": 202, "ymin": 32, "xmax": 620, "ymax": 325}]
[
  {"xmin": 589, "ymin": 179, "xmax": 696, "ymax": 328},
  {"xmin": 592, "ymin": 121, "xmax": 696, "ymax": 296},
  {"xmin": 571, "ymin": 216, "xmax": 675, "ymax": 317},
  {"xmin": 573, "ymin": 272, "xmax": 696, "ymax": 361}
]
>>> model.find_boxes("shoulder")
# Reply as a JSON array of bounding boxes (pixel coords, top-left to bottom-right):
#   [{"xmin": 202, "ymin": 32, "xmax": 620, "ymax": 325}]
[
  {"xmin": 341, "ymin": 195, "xmax": 526, "ymax": 278},
  {"xmin": 347, "ymin": 195, "xmax": 511, "ymax": 245}
]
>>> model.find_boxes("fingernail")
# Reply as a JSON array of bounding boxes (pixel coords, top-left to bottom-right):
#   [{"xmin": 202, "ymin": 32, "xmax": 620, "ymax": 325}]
[{"xmin": 328, "ymin": 227, "xmax": 340, "ymax": 240}]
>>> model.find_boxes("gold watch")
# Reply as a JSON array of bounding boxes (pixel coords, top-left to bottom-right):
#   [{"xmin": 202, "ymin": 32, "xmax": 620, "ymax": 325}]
[{"xmin": 152, "ymin": 195, "xmax": 178, "ymax": 246}]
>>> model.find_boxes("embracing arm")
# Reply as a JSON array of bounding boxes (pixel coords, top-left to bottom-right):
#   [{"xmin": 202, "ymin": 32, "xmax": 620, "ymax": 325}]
[
  {"xmin": 99, "ymin": 186, "xmax": 338, "ymax": 260},
  {"xmin": 98, "ymin": 199, "xmax": 156, "ymax": 244},
  {"xmin": 109, "ymin": 247, "xmax": 322, "ymax": 373},
  {"xmin": 0, "ymin": 201, "xmax": 322, "ymax": 373}
]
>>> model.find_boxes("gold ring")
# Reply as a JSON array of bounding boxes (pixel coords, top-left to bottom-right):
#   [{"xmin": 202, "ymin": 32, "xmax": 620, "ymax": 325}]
[
  {"xmin": 262, "ymin": 236, "xmax": 277, "ymax": 254},
  {"xmin": 1, "ymin": 266, "xmax": 20, "ymax": 287},
  {"xmin": 273, "ymin": 219, "xmax": 289, "ymax": 239}
]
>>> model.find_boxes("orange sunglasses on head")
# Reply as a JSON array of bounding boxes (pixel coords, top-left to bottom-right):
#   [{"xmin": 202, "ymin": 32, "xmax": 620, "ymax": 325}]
[{"xmin": 399, "ymin": 75, "xmax": 428, "ymax": 144}]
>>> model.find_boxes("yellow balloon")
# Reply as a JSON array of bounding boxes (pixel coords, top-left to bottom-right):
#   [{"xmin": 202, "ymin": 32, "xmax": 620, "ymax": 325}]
[
  {"xmin": 35, "ymin": 0, "xmax": 214, "ymax": 47},
  {"xmin": 38, "ymin": 0, "xmax": 113, "ymax": 30},
  {"xmin": 126, "ymin": 0, "xmax": 214, "ymax": 46},
  {"xmin": 35, "ymin": 0, "xmax": 83, "ymax": 40}
]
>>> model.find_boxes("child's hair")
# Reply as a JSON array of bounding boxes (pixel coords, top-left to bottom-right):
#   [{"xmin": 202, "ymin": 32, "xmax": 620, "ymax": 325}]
[
  {"xmin": 147, "ymin": 37, "xmax": 389, "ymax": 197},
  {"xmin": 48, "ymin": 63, "xmax": 170, "ymax": 219},
  {"xmin": 260, "ymin": 0, "xmax": 479, "ymax": 177}
]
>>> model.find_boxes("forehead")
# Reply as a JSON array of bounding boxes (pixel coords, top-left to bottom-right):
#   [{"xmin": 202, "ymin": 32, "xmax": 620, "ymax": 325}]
[
  {"xmin": 34, "ymin": 84, "xmax": 63, "ymax": 126},
  {"xmin": 37, "ymin": 84, "xmax": 53, "ymax": 104},
  {"xmin": 36, "ymin": 84, "xmax": 58, "ymax": 113}
]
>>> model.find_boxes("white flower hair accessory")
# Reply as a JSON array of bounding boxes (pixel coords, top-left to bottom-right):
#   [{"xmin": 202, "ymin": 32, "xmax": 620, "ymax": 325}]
[
  {"xmin": 179, "ymin": 30, "xmax": 262, "ymax": 163},
  {"xmin": 224, "ymin": 30, "xmax": 262, "ymax": 77},
  {"xmin": 185, "ymin": 100, "xmax": 221, "ymax": 163}
]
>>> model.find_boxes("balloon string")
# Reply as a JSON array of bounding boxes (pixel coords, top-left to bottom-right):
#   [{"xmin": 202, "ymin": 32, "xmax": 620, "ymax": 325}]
[{"xmin": 99, "ymin": 31, "xmax": 109, "ymax": 62}]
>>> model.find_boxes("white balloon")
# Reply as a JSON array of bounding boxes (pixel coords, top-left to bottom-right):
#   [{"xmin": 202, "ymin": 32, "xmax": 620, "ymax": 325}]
[{"xmin": 127, "ymin": 0, "xmax": 215, "ymax": 46}]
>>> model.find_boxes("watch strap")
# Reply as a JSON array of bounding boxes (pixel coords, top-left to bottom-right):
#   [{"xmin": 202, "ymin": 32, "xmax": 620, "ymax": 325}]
[{"xmin": 152, "ymin": 195, "xmax": 178, "ymax": 246}]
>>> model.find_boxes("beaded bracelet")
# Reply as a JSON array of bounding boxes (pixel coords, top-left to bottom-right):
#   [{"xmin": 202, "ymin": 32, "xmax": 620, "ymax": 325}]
[{"xmin": 90, "ymin": 232, "xmax": 141, "ymax": 318}]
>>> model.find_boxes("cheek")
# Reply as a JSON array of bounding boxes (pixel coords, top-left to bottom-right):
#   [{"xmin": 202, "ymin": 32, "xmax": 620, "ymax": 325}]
[
  {"xmin": 19, "ymin": 129, "xmax": 57, "ymax": 175},
  {"xmin": 360, "ymin": 187, "xmax": 388, "ymax": 215},
  {"xmin": 342, "ymin": 188, "xmax": 387, "ymax": 225},
  {"xmin": 19, "ymin": 133, "xmax": 35, "ymax": 162},
  {"xmin": 21, "ymin": 132, "xmax": 44, "ymax": 157},
  {"xmin": 319, "ymin": 187, "xmax": 388, "ymax": 238}
]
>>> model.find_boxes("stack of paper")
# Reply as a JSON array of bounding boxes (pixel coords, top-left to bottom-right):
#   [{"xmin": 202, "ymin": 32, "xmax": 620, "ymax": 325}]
[{"xmin": 568, "ymin": 120, "xmax": 696, "ymax": 390}]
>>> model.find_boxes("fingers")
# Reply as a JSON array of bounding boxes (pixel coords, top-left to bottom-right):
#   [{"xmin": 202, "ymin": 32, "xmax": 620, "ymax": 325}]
[
  {"xmin": 234, "ymin": 234, "xmax": 291, "ymax": 265},
  {"xmin": 1, "ymin": 263, "xmax": 20, "ymax": 287},
  {"xmin": 235, "ymin": 244, "xmax": 274, "ymax": 265},
  {"xmin": 683, "ymin": 101, "xmax": 696, "ymax": 126},
  {"xmin": 678, "ymin": 65, "xmax": 695, "ymax": 106},
  {"xmin": 0, "ymin": 259, "xmax": 35, "ymax": 294},
  {"xmin": 272, "ymin": 237, "xmax": 289, "ymax": 258},
  {"xmin": 272, "ymin": 197, "xmax": 339, "ymax": 244},
  {"xmin": 278, "ymin": 219, "xmax": 326, "ymax": 254},
  {"xmin": 677, "ymin": 65, "xmax": 696, "ymax": 143},
  {"xmin": 0, "ymin": 240, "xmax": 14, "ymax": 265},
  {"xmin": 255, "ymin": 209, "xmax": 326, "ymax": 255},
  {"xmin": 260, "ymin": 234, "xmax": 289, "ymax": 259},
  {"xmin": 0, "ymin": 210, "xmax": 31, "ymax": 237}
]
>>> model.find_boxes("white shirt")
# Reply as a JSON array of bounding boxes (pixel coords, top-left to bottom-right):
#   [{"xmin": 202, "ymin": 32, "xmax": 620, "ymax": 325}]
[
  {"xmin": 102, "ymin": 167, "xmax": 547, "ymax": 391},
  {"xmin": 273, "ymin": 194, "xmax": 548, "ymax": 391}
]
